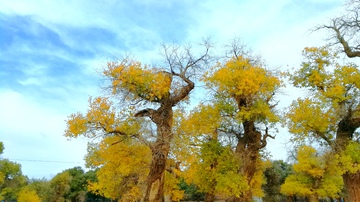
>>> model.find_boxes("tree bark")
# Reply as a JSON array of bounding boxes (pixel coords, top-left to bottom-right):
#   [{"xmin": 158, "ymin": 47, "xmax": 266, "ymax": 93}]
[
  {"xmin": 231, "ymin": 121, "xmax": 262, "ymax": 202},
  {"xmin": 143, "ymin": 103, "xmax": 173, "ymax": 202},
  {"xmin": 205, "ymin": 193, "xmax": 216, "ymax": 202},
  {"xmin": 335, "ymin": 117, "xmax": 360, "ymax": 202},
  {"xmin": 308, "ymin": 195, "xmax": 319, "ymax": 202},
  {"xmin": 343, "ymin": 171, "xmax": 360, "ymax": 202}
]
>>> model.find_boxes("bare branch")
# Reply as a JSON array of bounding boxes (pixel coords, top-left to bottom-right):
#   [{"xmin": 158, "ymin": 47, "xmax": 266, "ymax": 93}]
[{"xmin": 260, "ymin": 126, "xmax": 275, "ymax": 149}]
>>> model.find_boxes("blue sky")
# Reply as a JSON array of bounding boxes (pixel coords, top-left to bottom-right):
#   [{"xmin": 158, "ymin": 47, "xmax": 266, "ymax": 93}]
[{"xmin": 0, "ymin": 0, "xmax": 342, "ymax": 179}]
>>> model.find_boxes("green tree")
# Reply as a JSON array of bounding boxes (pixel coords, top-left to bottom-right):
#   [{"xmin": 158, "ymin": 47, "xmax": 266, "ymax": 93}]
[
  {"xmin": 62, "ymin": 167, "xmax": 87, "ymax": 202},
  {"xmin": 0, "ymin": 141, "xmax": 4, "ymax": 186},
  {"xmin": 286, "ymin": 46, "xmax": 360, "ymax": 201},
  {"xmin": 65, "ymin": 41, "xmax": 211, "ymax": 202},
  {"xmin": 262, "ymin": 160, "xmax": 292, "ymax": 202},
  {"xmin": 50, "ymin": 171, "xmax": 72, "ymax": 202},
  {"xmin": 0, "ymin": 142, "xmax": 4, "ymax": 155},
  {"xmin": 0, "ymin": 144, "xmax": 27, "ymax": 201},
  {"xmin": 27, "ymin": 178, "xmax": 52, "ymax": 202}
]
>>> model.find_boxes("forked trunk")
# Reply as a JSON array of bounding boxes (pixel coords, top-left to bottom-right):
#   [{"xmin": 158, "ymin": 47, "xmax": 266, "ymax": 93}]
[{"xmin": 343, "ymin": 171, "xmax": 360, "ymax": 202}]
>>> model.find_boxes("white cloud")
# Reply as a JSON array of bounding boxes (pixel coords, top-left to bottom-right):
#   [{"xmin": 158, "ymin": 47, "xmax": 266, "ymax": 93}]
[{"xmin": 0, "ymin": 0, "xmax": 348, "ymax": 179}]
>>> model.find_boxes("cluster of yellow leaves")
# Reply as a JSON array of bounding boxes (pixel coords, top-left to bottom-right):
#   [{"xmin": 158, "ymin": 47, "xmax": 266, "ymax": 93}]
[
  {"xmin": 164, "ymin": 171, "xmax": 184, "ymax": 201},
  {"xmin": 249, "ymin": 159, "xmax": 271, "ymax": 198},
  {"xmin": 65, "ymin": 96, "xmax": 141, "ymax": 139},
  {"xmin": 287, "ymin": 46, "xmax": 360, "ymax": 146},
  {"xmin": 104, "ymin": 60, "xmax": 172, "ymax": 101},
  {"xmin": 17, "ymin": 187, "xmax": 41, "ymax": 202},
  {"xmin": 171, "ymin": 106, "xmax": 222, "ymax": 172},
  {"xmin": 205, "ymin": 57, "xmax": 280, "ymax": 96},
  {"xmin": 336, "ymin": 141, "xmax": 360, "ymax": 174},
  {"xmin": 291, "ymin": 46, "xmax": 360, "ymax": 105},
  {"xmin": 180, "ymin": 104, "xmax": 221, "ymax": 138},
  {"xmin": 86, "ymin": 136, "xmax": 151, "ymax": 201},
  {"xmin": 281, "ymin": 146, "xmax": 343, "ymax": 198},
  {"xmin": 185, "ymin": 140, "xmax": 249, "ymax": 199},
  {"xmin": 204, "ymin": 56, "xmax": 282, "ymax": 123},
  {"xmin": 286, "ymin": 98, "xmax": 336, "ymax": 141}
]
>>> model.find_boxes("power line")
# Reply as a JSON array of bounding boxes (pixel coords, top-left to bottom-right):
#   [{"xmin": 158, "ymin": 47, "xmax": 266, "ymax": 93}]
[{"xmin": 9, "ymin": 159, "xmax": 82, "ymax": 164}]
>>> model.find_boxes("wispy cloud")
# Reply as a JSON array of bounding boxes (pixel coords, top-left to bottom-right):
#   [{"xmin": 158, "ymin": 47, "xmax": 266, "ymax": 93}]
[{"xmin": 0, "ymin": 0, "xmax": 344, "ymax": 178}]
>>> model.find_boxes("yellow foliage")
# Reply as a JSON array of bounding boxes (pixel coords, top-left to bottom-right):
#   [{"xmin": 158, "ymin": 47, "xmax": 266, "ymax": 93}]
[
  {"xmin": 293, "ymin": 146, "xmax": 325, "ymax": 178},
  {"xmin": 281, "ymin": 145, "xmax": 343, "ymax": 199},
  {"xmin": 65, "ymin": 96, "xmax": 142, "ymax": 139},
  {"xmin": 286, "ymin": 98, "xmax": 336, "ymax": 142},
  {"xmin": 337, "ymin": 141, "xmax": 360, "ymax": 174},
  {"xmin": 86, "ymin": 136, "xmax": 151, "ymax": 200},
  {"xmin": 204, "ymin": 56, "xmax": 282, "ymax": 123},
  {"xmin": 164, "ymin": 171, "xmax": 184, "ymax": 201},
  {"xmin": 185, "ymin": 140, "xmax": 250, "ymax": 198},
  {"xmin": 249, "ymin": 159, "xmax": 271, "ymax": 197},
  {"xmin": 0, "ymin": 171, "xmax": 4, "ymax": 184},
  {"xmin": 281, "ymin": 175, "xmax": 314, "ymax": 196},
  {"xmin": 17, "ymin": 187, "xmax": 41, "ymax": 202},
  {"xmin": 288, "ymin": 47, "xmax": 360, "ymax": 133},
  {"xmin": 104, "ymin": 60, "xmax": 171, "ymax": 101}
]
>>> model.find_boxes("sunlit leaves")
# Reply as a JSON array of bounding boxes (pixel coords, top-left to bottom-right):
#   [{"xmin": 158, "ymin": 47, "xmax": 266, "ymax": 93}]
[
  {"xmin": 337, "ymin": 141, "xmax": 360, "ymax": 174},
  {"xmin": 189, "ymin": 140, "xmax": 249, "ymax": 198},
  {"xmin": 290, "ymin": 47, "xmax": 332, "ymax": 90},
  {"xmin": 86, "ymin": 136, "xmax": 151, "ymax": 200},
  {"xmin": 17, "ymin": 186, "xmax": 41, "ymax": 202},
  {"xmin": 286, "ymin": 98, "xmax": 336, "ymax": 142},
  {"xmin": 104, "ymin": 60, "xmax": 171, "ymax": 102},
  {"xmin": 204, "ymin": 56, "xmax": 282, "ymax": 123},
  {"xmin": 164, "ymin": 170, "xmax": 184, "ymax": 201},
  {"xmin": 287, "ymin": 46, "xmax": 360, "ymax": 146},
  {"xmin": 65, "ymin": 96, "xmax": 141, "ymax": 139},
  {"xmin": 281, "ymin": 146, "xmax": 343, "ymax": 199}
]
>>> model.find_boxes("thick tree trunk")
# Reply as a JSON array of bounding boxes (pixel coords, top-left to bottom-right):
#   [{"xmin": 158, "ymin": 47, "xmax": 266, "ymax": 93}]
[
  {"xmin": 143, "ymin": 105, "xmax": 173, "ymax": 202},
  {"xmin": 145, "ymin": 152, "xmax": 166, "ymax": 202},
  {"xmin": 343, "ymin": 171, "xmax": 360, "ymax": 202},
  {"xmin": 205, "ymin": 193, "xmax": 216, "ymax": 202},
  {"xmin": 336, "ymin": 117, "xmax": 360, "ymax": 202},
  {"xmin": 308, "ymin": 195, "xmax": 318, "ymax": 202},
  {"xmin": 232, "ymin": 121, "xmax": 262, "ymax": 202}
]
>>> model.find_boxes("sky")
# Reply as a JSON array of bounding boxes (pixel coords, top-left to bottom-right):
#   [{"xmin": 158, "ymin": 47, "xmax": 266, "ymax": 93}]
[{"xmin": 0, "ymin": 0, "xmax": 344, "ymax": 179}]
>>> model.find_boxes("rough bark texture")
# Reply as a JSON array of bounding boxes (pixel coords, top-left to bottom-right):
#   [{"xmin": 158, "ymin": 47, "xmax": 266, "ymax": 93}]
[
  {"xmin": 140, "ymin": 79, "xmax": 195, "ymax": 202},
  {"xmin": 143, "ymin": 102, "xmax": 173, "ymax": 202},
  {"xmin": 335, "ymin": 116, "xmax": 360, "ymax": 202},
  {"xmin": 343, "ymin": 172, "xmax": 360, "ymax": 202},
  {"xmin": 204, "ymin": 193, "xmax": 216, "ymax": 202},
  {"xmin": 230, "ymin": 121, "xmax": 262, "ymax": 202},
  {"xmin": 308, "ymin": 195, "xmax": 319, "ymax": 202}
]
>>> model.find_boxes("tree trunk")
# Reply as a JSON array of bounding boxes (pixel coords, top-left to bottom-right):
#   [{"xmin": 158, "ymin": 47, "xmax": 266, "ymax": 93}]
[
  {"xmin": 336, "ymin": 117, "xmax": 360, "ymax": 202},
  {"xmin": 343, "ymin": 171, "xmax": 360, "ymax": 202},
  {"xmin": 205, "ymin": 193, "xmax": 216, "ymax": 202},
  {"xmin": 143, "ymin": 105, "xmax": 173, "ymax": 202},
  {"xmin": 232, "ymin": 121, "xmax": 262, "ymax": 202},
  {"xmin": 308, "ymin": 195, "xmax": 318, "ymax": 202}
]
